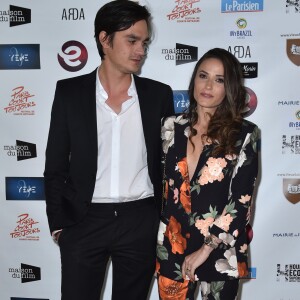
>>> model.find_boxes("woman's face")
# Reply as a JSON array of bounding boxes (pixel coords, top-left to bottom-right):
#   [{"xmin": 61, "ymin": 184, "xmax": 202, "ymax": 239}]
[{"xmin": 193, "ymin": 58, "xmax": 226, "ymax": 113}]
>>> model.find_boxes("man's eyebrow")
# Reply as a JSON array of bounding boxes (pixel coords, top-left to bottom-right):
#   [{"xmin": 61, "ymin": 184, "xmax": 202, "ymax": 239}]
[{"xmin": 126, "ymin": 34, "xmax": 150, "ymax": 42}]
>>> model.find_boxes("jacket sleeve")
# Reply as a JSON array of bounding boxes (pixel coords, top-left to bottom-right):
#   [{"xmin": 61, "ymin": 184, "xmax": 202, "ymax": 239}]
[
  {"xmin": 164, "ymin": 85, "xmax": 175, "ymax": 118},
  {"xmin": 210, "ymin": 125, "xmax": 260, "ymax": 247},
  {"xmin": 44, "ymin": 80, "xmax": 71, "ymax": 233}
]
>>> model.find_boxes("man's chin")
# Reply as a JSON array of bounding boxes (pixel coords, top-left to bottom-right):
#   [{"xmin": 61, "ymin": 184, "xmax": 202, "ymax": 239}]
[{"xmin": 129, "ymin": 66, "xmax": 142, "ymax": 74}]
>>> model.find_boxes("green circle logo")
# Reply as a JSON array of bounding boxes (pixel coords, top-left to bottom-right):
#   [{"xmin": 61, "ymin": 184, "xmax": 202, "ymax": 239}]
[{"xmin": 236, "ymin": 18, "xmax": 247, "ymax": 29}]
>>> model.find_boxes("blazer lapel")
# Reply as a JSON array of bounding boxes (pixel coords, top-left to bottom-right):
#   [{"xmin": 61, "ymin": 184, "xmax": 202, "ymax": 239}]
[
  {"xmin": 174, "ymin": 120, "xmax": 189, "ymax": 160},
  {"xmin": 134, "ymin": 75, "xmax": 155, "ymax": 176},
  {"xmin": 81, "ymin": 69, "xmax": 98, "ymax": 162}
]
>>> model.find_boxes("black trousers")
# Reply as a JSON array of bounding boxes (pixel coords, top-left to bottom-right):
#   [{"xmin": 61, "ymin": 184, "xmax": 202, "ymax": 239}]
[{"xmin": 59, "ymin": 197, "xmax": 159, "ymax": 300}]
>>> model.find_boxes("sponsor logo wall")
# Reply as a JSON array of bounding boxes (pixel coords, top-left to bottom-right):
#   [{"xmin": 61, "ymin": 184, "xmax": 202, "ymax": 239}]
[
  {"xmin": 6, "ymin": 177, "xmax": 45, "ymax": 201},
  {"xmin": 4, "ymin": 86, "xmax": 36, "ymax": 115},
  {"xmin": 57, "ymin": 40, "xmax": 88, "ymax": 72},
  {"xmin": 0, "ymin": 44, "xmax": 40, "ymax": 70},
  {"xmin": 11, "ymin": 298, "xmax": 49, "ymax": 300},
  {"xmin": 10, "ymin": 213, "xmax": 41, "ymax": 240},
  {"xmin": 0, "ymin": 5, "xmax": 31, "ymax": 27},
  {"xmin": 0, "ymin": 1, "xmax": 299, "ymax": 299},
  {"xmin": 9, "ymin": 263, "xmax": 41, "ymax": 283}
]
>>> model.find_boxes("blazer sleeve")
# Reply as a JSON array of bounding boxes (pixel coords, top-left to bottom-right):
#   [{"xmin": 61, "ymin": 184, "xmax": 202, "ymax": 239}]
[
  {"xmin": 164, "ymin": 85, "xmax": 175, "ymax": 118},
  {"xmin": 44, "ymin": 80, "xmax": 71, "ymax": 233},
  {"xmin": 210, "ymin": 125, "xmax": 260, "ymax": 247}
]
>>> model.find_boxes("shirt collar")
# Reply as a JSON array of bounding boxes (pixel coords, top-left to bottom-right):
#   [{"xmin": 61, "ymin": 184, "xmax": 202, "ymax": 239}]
[{"xmin": 96, "ymin": 67, "xmax": 137, "ymax": 104}]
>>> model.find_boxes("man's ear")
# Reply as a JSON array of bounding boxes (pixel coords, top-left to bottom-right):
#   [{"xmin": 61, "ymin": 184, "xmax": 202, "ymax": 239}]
[{"xmin": 99, "ymin": 31, "xmax": 110, "ymax": 49}]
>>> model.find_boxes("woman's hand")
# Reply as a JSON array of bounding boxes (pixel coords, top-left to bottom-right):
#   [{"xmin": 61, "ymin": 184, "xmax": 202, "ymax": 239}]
[
  {"xmin": 182, "ymin": 247, "xmax": 211, "ymax": 281},
  {"xmin": 182, "ymin": 244, "xmax": 213, "ymax": 281}
]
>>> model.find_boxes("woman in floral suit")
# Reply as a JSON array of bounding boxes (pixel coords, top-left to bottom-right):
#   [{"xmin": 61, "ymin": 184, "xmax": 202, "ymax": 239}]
[{"xmin": 157, "ymin": 48, "xmax": 259, "ymax": 300}]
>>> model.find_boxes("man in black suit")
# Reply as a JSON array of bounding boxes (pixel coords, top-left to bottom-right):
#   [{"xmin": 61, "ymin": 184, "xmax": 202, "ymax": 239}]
[{"xmin": 44, "ymin": 1, "xmax": 174, "ymax": 299}]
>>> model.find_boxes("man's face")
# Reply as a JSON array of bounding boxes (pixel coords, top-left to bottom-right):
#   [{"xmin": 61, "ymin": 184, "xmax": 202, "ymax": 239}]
[{"xmin": 102, "ymin": 20, "xmax": 150, "ymax": 74}]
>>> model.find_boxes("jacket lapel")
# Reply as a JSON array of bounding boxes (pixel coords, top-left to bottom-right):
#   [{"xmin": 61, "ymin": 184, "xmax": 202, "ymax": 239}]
[
  {"xmin": 174, "ymin": 120, "xmax": 189, "ymax": 161},
  {"xmin": 134, "ymin": 75, "xmax": 155, "ymax": 177},
  {"xmin": 81, "ymin": 69, "xmax": 98, "ymax": 163}
]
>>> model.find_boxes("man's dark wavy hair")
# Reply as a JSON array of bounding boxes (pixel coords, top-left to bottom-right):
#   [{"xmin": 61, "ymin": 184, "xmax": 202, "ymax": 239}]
[{"xmin": 94, "ymin": 0, "xmax": 151, "ymax": 60}]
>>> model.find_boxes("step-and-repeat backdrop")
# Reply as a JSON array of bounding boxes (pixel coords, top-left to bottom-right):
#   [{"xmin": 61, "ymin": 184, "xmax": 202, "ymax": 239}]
[{"xmin": 1, "ymin": 0, "xmax": 300, "ymax": 299}]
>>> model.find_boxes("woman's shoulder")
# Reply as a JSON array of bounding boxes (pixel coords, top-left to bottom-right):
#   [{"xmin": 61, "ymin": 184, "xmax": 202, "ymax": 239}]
[
  {"xmin": 241, "ymin": 119, "xmax": 259, "ymax": 133},
  {"xmin": 239, "ymin": 119, "xmax": 260, "ymax": 151},
  {"xmin": 161, "ymin": 114, "xmax": 190, "ymax": 154}
]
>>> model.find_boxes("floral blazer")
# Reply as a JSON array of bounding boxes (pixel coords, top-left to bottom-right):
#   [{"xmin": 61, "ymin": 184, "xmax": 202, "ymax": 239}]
[{"xmin": 157, "ymin": 114, "xmax": 259, "ymax": 282}]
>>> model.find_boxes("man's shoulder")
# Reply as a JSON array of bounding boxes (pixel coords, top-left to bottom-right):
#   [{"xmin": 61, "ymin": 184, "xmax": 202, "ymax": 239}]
[
  {"xmin": 133, "ymin": 74, "xmax": 171, "ymax": 90},
  {"xmin": 56, "ymin": 69, "xmax": 96, "ymax": 87}
]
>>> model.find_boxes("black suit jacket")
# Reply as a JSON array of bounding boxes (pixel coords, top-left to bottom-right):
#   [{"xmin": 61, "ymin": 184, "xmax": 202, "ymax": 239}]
[{"xmin": 44, "ymin": 69, "xmax": 174, "ymax": 233}]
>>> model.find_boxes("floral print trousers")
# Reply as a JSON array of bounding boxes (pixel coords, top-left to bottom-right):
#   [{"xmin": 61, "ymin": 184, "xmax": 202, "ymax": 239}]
[{"xmin": 158, "ymin": 274, "xmax": 239, "ymax": 300}]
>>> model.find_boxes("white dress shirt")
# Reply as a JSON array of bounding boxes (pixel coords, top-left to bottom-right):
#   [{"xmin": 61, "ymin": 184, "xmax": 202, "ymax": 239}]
[{"xmin": 92, "ymin": 71, "xmax": 154, "ymax": 203}]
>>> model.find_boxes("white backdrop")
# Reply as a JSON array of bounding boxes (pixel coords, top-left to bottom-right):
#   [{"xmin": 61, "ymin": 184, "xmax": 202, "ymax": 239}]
[{"xmin": 1, "ymin": 1, "xmax": 300, "ymax": 300}]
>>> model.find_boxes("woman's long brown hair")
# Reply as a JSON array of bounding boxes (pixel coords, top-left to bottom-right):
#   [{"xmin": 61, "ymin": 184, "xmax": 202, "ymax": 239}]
[{"xmin": 186, "ymin": 48, "xmax": 246, "ymax": 156}]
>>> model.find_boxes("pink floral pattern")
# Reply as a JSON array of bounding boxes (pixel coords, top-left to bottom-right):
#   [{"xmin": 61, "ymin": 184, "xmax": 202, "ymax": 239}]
[
  {"xmin": 214, "ymin": 214, "xmax": 234, "ymax": 232},
  {"xmin": 239, "ymin": 244, "xmax": 247, "ymax": 253},
  {"xmin": 198, "ymin": 157, "xmax": 227, "ymax": 185},
  {"xmin": 239, "ymin": 194, "xmax": 251, "ymax": 204},
  {"xmin": 195, "ymin": 217, "xmax": 214, "ymax": 237}
]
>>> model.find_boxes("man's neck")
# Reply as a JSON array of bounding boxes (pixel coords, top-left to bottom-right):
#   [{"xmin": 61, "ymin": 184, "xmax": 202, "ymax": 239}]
[
  {"xmin": 98, "ymin": 64, "xmax": 132, "ymax": 97},
  {"xmin": 98, "ymin": 64, "xmax": 134, "ymax": 114}
]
